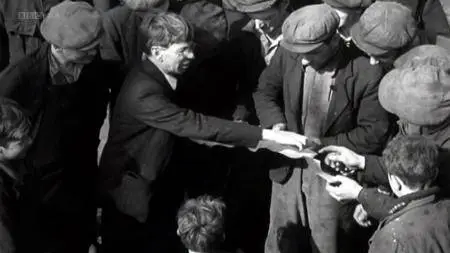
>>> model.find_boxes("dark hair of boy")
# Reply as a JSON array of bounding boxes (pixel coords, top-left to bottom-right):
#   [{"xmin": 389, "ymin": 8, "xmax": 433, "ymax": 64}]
[
  {"xmin": 0, "ymin": 98, "xmax": 31, "ymax": 148},
  {"xmin": 177, "ymin": 195, "xmax": 227, "ymax": 252},
  {"xmin": 382, "ymin": 135, "xmax": 440, "ymax": 188}
]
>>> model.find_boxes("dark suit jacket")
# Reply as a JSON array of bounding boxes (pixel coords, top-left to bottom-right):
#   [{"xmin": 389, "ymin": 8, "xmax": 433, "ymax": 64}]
[
  {"xmin": 254, "ymin": 45, "xmax": 394, "ymax": 183},
  {"xmin": 99, "ymin": 59, "xmax": 262, "ymax": 221}
]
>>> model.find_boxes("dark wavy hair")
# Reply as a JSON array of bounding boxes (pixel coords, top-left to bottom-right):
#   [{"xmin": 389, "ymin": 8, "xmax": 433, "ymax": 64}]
[
  {"xmin": 177, "ymin": 195, "xmax": 226, "ymax": 252},
  {"xmin": 382, "ymin": 135, "xmax": 439, "ymax": 188},
  {"xmin": 140, "ymin": 11, "xmax": 194, "ymax": 55}
]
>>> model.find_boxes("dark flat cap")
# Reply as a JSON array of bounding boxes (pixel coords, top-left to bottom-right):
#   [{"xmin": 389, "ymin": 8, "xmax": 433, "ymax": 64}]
[
  {"xmin": 394, "ymin": 45, "xmax": 450, "ymax": 69},
  {"xmin": 222, "ymin": 0, "xmax": 278, "ymax": 13},
  {"xmin": 281, "ymin": 4, "xmax": 339, "ymax": 53},
  {"xmin": 351, "ymin": 1, "xmax": 416, "ymax": 56},
  {"xmin": 379, "ymin": 65, "xmax": 450, "ymax": 126},
  {"xmin": 323, "ymin": 0, "xmax": 372, "ymax": 9},
  {"xmin": 40, "ymin": 1, "xmax": 102, "ymax": 50}
]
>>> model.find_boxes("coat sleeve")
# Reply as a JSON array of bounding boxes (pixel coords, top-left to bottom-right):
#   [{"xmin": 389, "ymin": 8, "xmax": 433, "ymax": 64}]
[
  {"xmin": 130, "ymin": 81, "xmax": 263, "ymax": 148},
  {"xmin": 253, "ymin": 47, "xmax": 287, "ymax": 128},
  {"xmin": 100, "ymin": 9, "xmax": 122, "ymax": 62},
  {"xmin": 320, "ymin": 67, "xmax": 392, "ymax": 154},
  {"xmin": 421, "ymin": 0, "xmax": 450, "ymax": 43},
  {"xmin": 361, "ymin": 155, "xmax": 390, "ymax": 186},
  {"xmin": 357, "ymin": 187, "xmax": 398, "ymax": 221}
]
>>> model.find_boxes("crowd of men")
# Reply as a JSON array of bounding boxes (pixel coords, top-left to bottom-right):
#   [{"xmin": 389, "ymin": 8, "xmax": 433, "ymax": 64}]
[{"xmin": 0, "ymin": 0, "xmax": 449, "ymax": 253}]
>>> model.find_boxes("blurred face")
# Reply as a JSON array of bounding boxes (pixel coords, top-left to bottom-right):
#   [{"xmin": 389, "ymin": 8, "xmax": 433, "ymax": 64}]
[
  {"xmin": 154, "ymin": 42, "xmax": 195, "ymax": 75},
  {"xmin": 61, "ymin": 47, "xmax": 98, "ymax": 65},
  {"xmin": 300, "ymin": 37, "xmax": 340, "ymax": 70},
  {"xmin": 0, "ymin": 138, "xmax": 31, "ymax": 160}
]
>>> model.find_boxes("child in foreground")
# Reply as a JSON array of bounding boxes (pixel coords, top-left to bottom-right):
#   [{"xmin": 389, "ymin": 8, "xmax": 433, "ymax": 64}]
[{"xmin": 177, "ymin": 195, "xmax": 244, "ymax": 253}]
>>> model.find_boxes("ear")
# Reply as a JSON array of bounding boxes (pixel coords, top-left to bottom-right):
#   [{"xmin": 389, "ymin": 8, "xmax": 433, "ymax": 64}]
[
  {"xmin": 176, "ymin": 228, "xmax": 181, "ymax": 236},
  {"xmin": 389, "ymin": 174, "xmax": 402, "ymax": 192}
]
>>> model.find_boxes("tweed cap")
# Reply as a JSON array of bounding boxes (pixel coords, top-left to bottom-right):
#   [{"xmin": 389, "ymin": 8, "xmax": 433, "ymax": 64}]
[
  {"xmin": 281, "ymin": 4, "xmax": 339, "ymax": 53},
  {"xmin": 379, "ymin": 65, "xmax": 450, "ymax": 126},
  {"xmin": 394, "ymin": 45, "xmax": 450, "ymax": 69},
  {"xmin": 222, "ymin": 0, "xmax": 278, "ymax": 13},
  {"xmin": 40, "ymin": 1, "xmax": 102, "ymax": 50},
  {"xmin": 323, "ymin": 0, "xmax": 372, "ymax": 9},
  {"xmin": 351, "ymin": 1, "xmax": 417, "ymax": 56}
]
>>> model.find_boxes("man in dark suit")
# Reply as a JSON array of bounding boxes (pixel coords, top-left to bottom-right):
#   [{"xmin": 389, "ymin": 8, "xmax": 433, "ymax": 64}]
[
  {"xmin": 99, "ymin": 11, "xmax": 308, "ymax": 253},
  {"xmin": 253, "ymin": 4, "xmax": 394, "ymax": 253}
]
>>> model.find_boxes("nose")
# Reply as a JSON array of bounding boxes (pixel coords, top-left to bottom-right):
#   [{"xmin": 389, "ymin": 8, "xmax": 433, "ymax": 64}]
[{"xmin": 185, "ymin": 49, "xmax": 195, "ymax": 60}]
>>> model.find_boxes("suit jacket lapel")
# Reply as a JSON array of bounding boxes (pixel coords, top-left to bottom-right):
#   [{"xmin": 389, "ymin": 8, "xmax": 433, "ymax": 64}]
[
  {"xmin": 323, "ymin": 61, "xmax": 352, "ymax": 134},
  {"xmin": 141, "ymin": 59, "xmax": 175, "ymax": 97},
  {"xmin": 287, "ymin": 53, "xmax": 304, "ymax": 133}
]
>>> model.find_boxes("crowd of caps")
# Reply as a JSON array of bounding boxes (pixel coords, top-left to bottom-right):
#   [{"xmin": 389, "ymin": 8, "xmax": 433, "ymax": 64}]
[{"xmin": 0, "ymin": 0, "xmax": 449, "ymax": 252}]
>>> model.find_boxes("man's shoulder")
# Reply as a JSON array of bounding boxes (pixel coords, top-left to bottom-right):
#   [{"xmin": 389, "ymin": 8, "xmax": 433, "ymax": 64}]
[
  {"xmin": 105, "ymin": 5, "xmax": 133, "ymax": 22},
  {"xmin": 385, "ymin": 198, "xmax": 450, "ymax": 237},
  {"xmin": 122, "ymin": 62, "xmax": 166, "ymax": 95}
]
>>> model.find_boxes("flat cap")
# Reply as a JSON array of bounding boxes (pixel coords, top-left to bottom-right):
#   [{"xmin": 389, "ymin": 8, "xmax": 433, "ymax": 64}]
[
  {"xmin": 222, "ymin": 0, "xmax": 278, "ymax": 13},
  {"xmin": 323, "ymin": 0, "xmax": 372, "ymax": 9},
  {"xmin": 40, "ymin": 0, "xmax": 102, "ymax": 50},
  {"xmin": 351, "ymin": 1, "xmax": 417, "ymax": 56},
  {"xmin": 281, "ymin": 4, "xmax": 339, "ymax": 53},
  {"xmin": 379, "ymin": 65, "xmax": 450, "ymax": 126},
  {"xmin": 394, "ymin": 45, "xmax": 450, "ymax": 69}
]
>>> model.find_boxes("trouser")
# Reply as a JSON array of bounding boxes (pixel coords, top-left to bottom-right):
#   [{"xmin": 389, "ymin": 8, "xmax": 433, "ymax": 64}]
[{"xmin": 265, "ymin": 161, "xmax": 340, "ymax": 253}]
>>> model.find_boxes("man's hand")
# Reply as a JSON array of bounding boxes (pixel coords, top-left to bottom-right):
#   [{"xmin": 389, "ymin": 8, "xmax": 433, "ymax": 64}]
[
  {"xmin": 353, "ymin": 204, "xmax": 372, "ymax": 227},
  {"xmin": 325, "ymin": 175, "xmax": 363, "ymax": 201},
  {"xmin": 262, "ymin": 129, "xmax": 307, "ymax": 151},
  {"xmin": 318, "ymin": 145, "xmax": 366, "ymax": 170},
  {"xmin": 272, "ymin": 123, "xmax": 287, "ymax": 131}
]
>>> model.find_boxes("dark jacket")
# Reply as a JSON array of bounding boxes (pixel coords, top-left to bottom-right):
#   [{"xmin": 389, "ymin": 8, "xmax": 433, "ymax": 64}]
[
  {"xmin": 368, "ymin": 187, "xmax": 450, "ymax": 253},
  {"xmin": 101, "ymin": 5, "xmax": 146, "ymax": 68},
  {"xmin": 0, "ymin": 42, "xmax": 110, "ymax": 251},
  {"xmin": 254, "ymin": 45, "xmax": 393, "ymax": 183},
  {"xmin": 0, "ymin": 164, "xmax": 20, "ymax": 253},
  {"xmin": 100, "ymin": 5, "xmax": 148, "ymax": 105},
  {"xmin": 388, "ymin": 0, "xmax": 450, "ymax": 44},
  {"xmin": 99, "ymin": 59, "xmax": 262, "ymax": 222}
]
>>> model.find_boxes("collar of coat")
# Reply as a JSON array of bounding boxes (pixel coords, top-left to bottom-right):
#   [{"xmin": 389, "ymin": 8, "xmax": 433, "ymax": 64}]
[{"xmin": 387, "ymin": 186, "xmax": 440, "ymax": 215}]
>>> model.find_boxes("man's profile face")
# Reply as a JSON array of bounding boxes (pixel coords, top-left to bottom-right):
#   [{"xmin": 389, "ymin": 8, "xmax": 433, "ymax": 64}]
[{"xmin": 158, "ymin": 42, "xmax": 195, "ymax": 75}]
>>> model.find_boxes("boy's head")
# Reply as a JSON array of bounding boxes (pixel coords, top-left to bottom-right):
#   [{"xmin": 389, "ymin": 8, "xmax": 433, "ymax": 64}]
[
  {"xmin": 0, "ymin": 98, "xmax": 31, "ymax": 161},
  {"xmin": 382, "ymin": 136, "xmax": 439, "ymax": 197},
  {"xmin": 177, "ymin": 195, "xmax": 226, "ymax": 252}
]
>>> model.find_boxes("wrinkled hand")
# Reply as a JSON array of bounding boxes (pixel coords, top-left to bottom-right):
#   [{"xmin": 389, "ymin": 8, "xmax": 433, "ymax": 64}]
[
  {"xmin": 325, "ymin": 175, "xmax": 363, "ymax": 201},
  {"xmin": 319, "ymin": 145, "xmax": 365, "ymax": 170},
  {"xmin": 353, "ymin": 204, "xmax": 372, "ymax": 227},
  {"xmin": 262, "ymin": 129, "xmax": 307, "ymax": 151}
]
